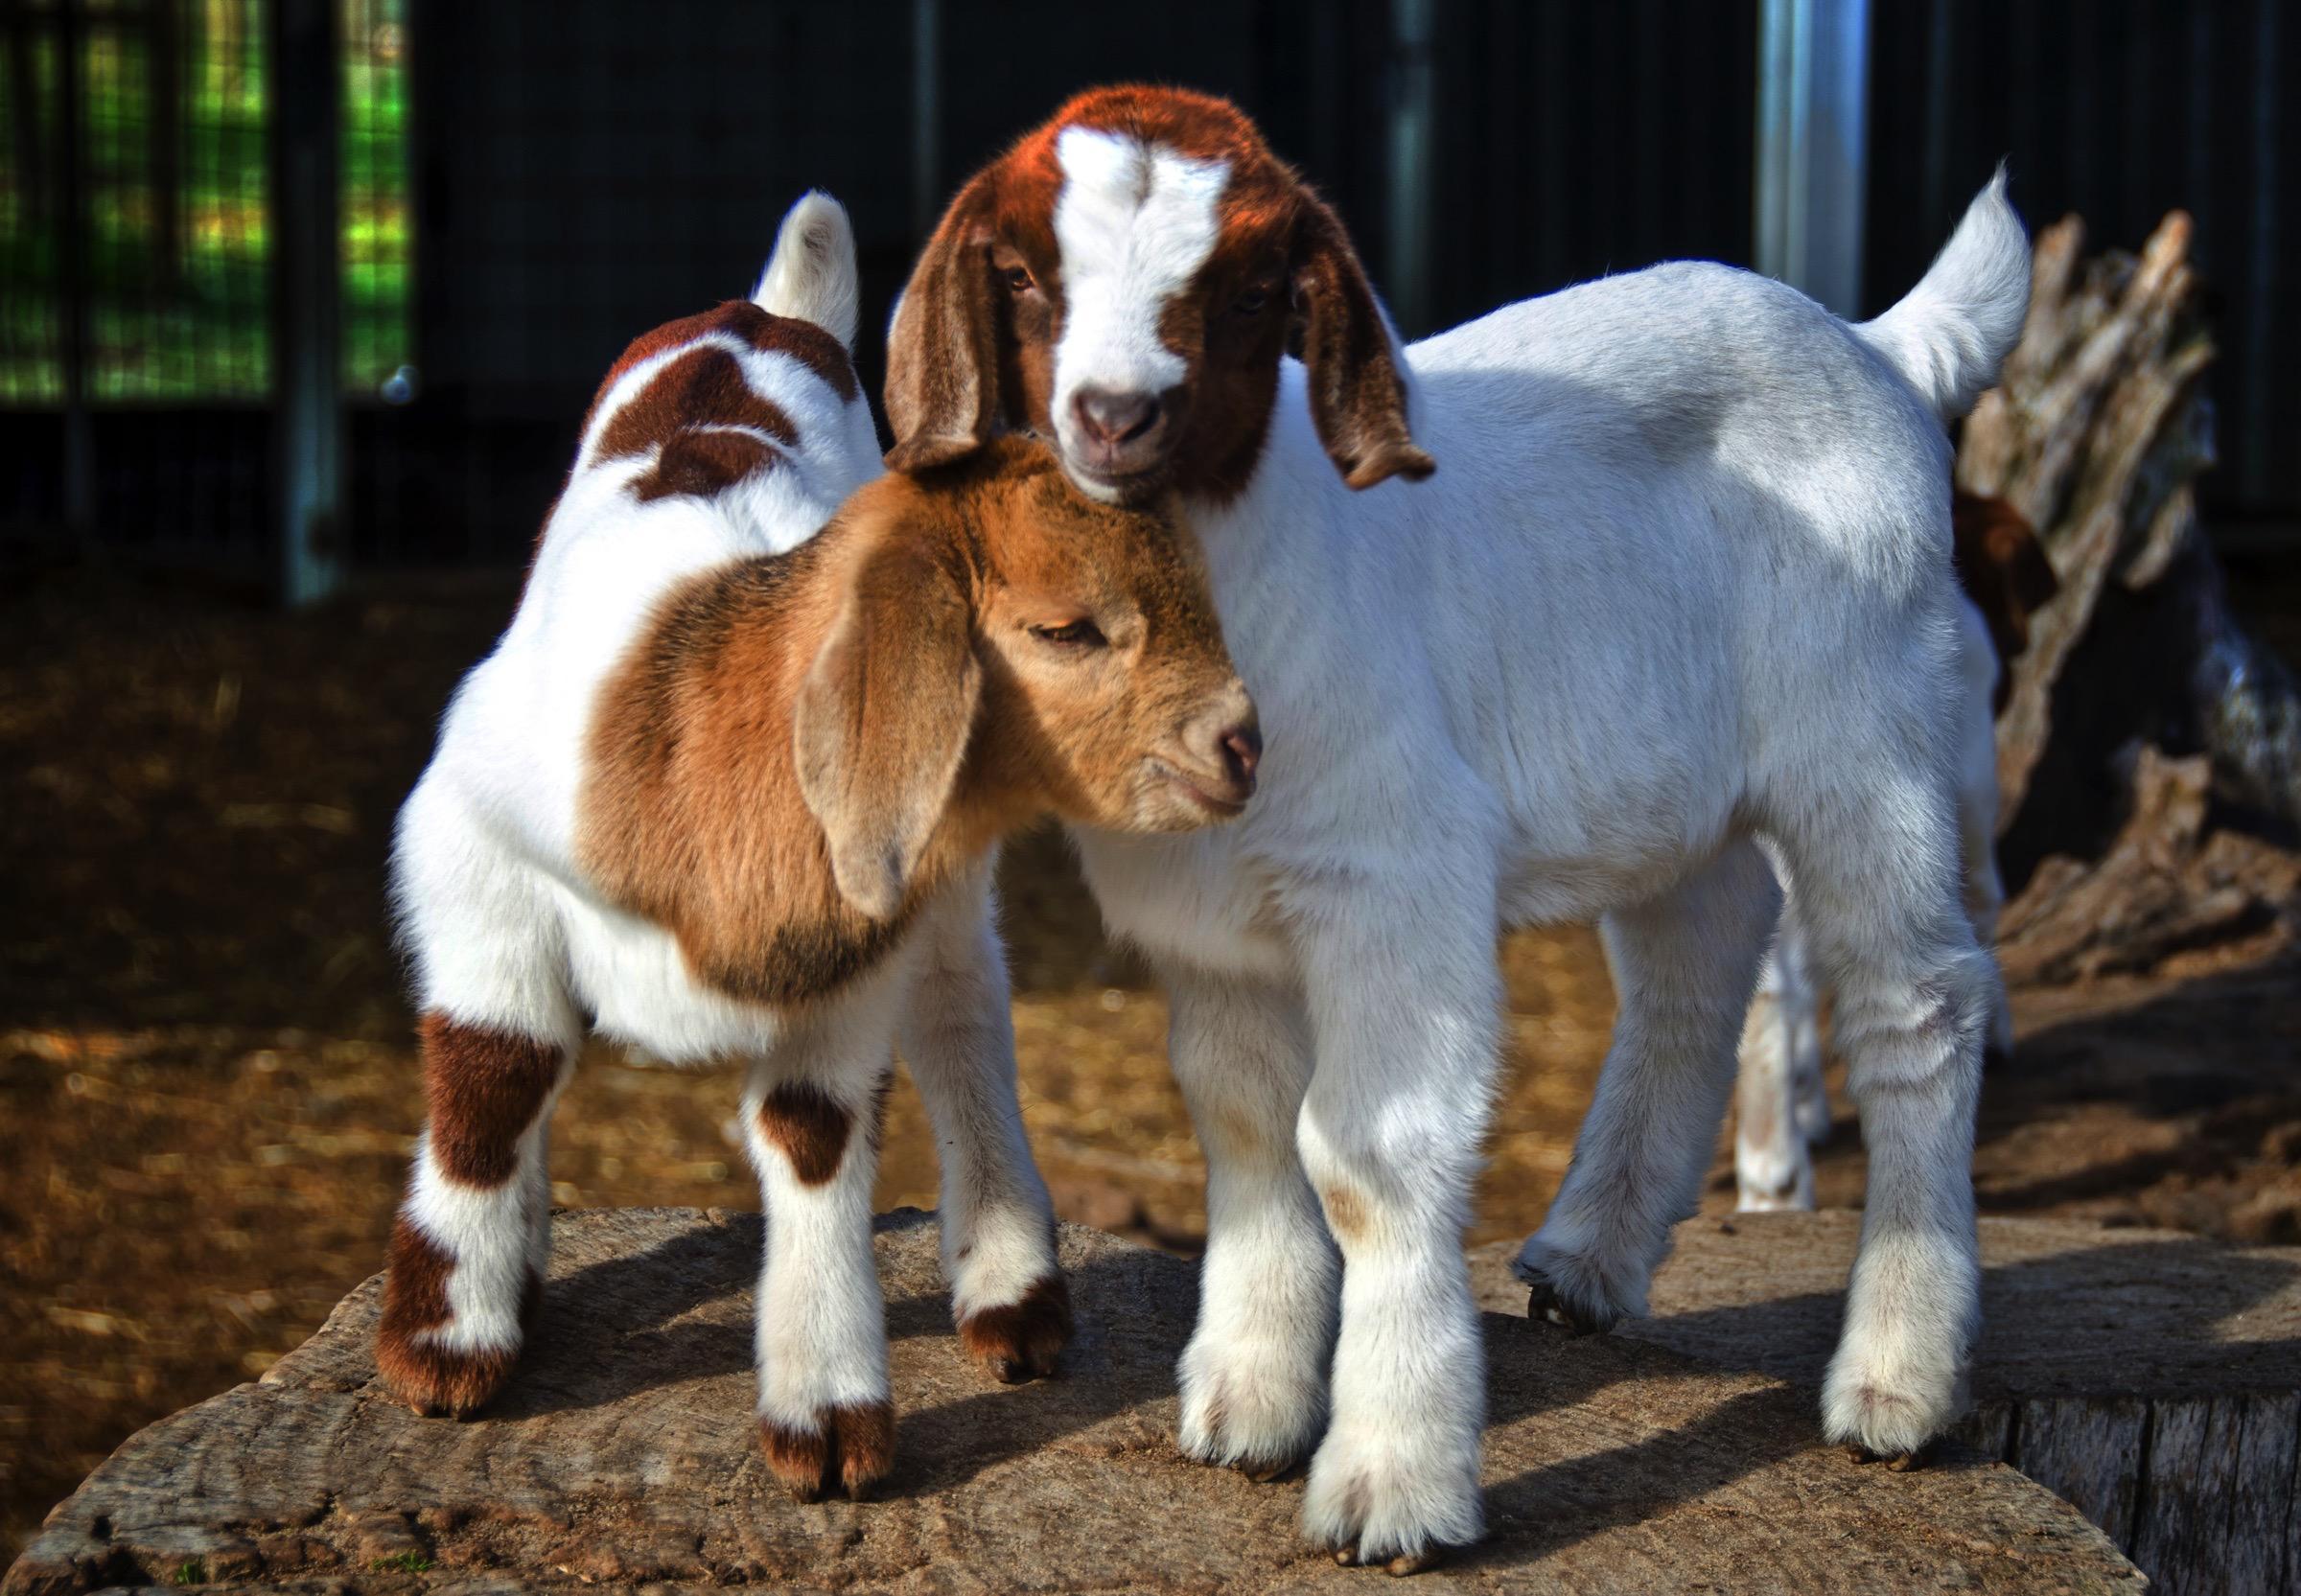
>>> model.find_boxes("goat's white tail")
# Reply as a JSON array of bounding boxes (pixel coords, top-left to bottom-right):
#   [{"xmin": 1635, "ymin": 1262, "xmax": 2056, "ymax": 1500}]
[
  {"xmin": 753, "ymin": 190, "xmax": 860, "ymax": 350},
  {"xmin": 1855, "ymin": 169, "xmax": 2031, "ymax": 421}
]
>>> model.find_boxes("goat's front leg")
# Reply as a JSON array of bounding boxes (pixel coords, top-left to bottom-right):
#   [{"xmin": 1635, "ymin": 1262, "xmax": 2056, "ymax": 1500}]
[
  {"xmin": 378, "ymin": 1010, "xmax": 573, "ymax": 1415},
  {"xmin": 1517, "ymin": 842, "xmax": 1778, "ymax": 1328},
  {"xmin": 898, "ymin": 866, "xmax": 1070, "ymax": 1382},
  {"xmin": 1289, "ymin": 870, "xmax": 1503, "ymax": 1571},
  {"xmin": 742, "ymin": 1000, "xmax": 899, "ymax": 1501},
  {"xmin": 1165, "ymin": 965, "xmax": 1335, "ymax": 1479}
]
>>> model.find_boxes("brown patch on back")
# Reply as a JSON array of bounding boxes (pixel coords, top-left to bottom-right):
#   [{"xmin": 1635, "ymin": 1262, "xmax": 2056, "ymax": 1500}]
[
  {"xmin": 419, "ymin": 1013, "xmax": 562, "ymax": 1188},
  {"xmin": 634, "ymin": 428, "xmax": 777, "ymax": 504},
  {"xmin": 756, "ymin": 1082, "xmax": 855, "ymax": 1186},
  {"xmin": 1320, "ymin": 1183, "xmax": 1370, "ymax": 1242},
  {"xmin": 595, "ymin": 344, "xmax": 798, "ymax": 464},
  {"xmin": 1952, "ymin": 490, "xmax": 2059, "ymax": 713},
  {"xmin": 956, "ymin": 1272, "xmax": 1074, "ymax": 1382},
  {"xmin": 594, "ymin": 299, "xmax": 856, "ymax": 409},
  {"xmin": 759, "ymin": 1399, "xmax": 896, "ymax": 1501}
]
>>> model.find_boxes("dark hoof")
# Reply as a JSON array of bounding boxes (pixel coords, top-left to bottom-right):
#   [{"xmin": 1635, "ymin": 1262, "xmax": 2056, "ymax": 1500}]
[
  {"xmin": 759, "ymin": 1400, "xmax": 895, "ymax": 1501},
  {"xmin": 1525, "ymin": 1277, "xmax": 1604, "ymax": 1336},
  {"xmin": 957, "ymin": 1274, "xmax": 1073, "ymax": 1383}
]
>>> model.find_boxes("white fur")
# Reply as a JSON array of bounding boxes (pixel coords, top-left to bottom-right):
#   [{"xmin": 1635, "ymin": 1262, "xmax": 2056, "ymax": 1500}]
[
  {"xmin": 1050, "ymin": 126, "xmax": 1228, "ymax": 496},
  {"xmin": 1050, "ymin": 175, "xmax": 2028, "ymax": 1561},
  {"xmin": 386, "ymin": 196, "xmax": 1059, "ymax": 1437},
  {"xmin": 1735, "ymin": 593, "xmax": 2016, "ymax": 1212},
  {"xmin": 754, "ymin": 189, "xmax": 861, "ymax": 350}
]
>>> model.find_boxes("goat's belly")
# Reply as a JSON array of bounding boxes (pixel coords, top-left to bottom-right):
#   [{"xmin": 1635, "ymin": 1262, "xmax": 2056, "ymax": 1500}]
[{"xmin": 550, "ymin": 881, "xmax": 792, "ymax": 1064}]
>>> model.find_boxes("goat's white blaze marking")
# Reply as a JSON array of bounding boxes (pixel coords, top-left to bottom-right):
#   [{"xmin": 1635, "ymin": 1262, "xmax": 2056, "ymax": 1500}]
[{"xmin": 1050, "ymin": 127, "xmax": 1228, "ymax": 466}]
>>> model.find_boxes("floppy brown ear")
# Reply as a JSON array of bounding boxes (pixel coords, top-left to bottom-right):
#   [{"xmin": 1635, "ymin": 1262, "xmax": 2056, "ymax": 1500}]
[
  {"xmin": 885, "ymin": 175, "xmax": 1001, "ymax": 473},
  {"xmin": 1291, "ymin": 194, "xmax": 1435, "ymax": 491},
  {"xmin": 793, "ymin": 525, "xmax": 982, "ymax": 919}
]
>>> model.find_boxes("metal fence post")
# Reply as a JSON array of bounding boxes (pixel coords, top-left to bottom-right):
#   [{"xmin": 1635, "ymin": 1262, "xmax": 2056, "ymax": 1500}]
[
  {"xmin": 1386, "ymin": 0, "xmax": 1435, "ymax": 337},
  {"xmin": 1755, "ymin": 0, "xmax": 1871, "ymax": 317},
  {"xmin": 271, "ymin": 0, "xmax": 344, "ymax": 606},
  {"xmin": 56, "ymin": 0, "xmax": 94, "ymax": 537}
]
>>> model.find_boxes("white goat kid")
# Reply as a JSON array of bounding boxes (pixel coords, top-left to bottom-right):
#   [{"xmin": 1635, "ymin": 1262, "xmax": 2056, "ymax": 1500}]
[
  {"xmin": 887, "ymin": 88, "xmax": 2030, "ymax": 1568},
  {"xmin": 1734, "ymin": 590, "xmax": 2016, "ymax": 1211}
]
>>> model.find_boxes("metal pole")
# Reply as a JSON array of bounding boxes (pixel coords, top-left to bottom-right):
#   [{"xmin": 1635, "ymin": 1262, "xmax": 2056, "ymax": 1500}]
[
  {"xmin": 910, "ymin": 0, "xmax": 941, "ymax": 240},
  {"xmin": 1755, "ymin": 0, "xmax": 1871, "ymax": 317},
  {"xmin": 57, "ymin": 0, "xmax": 94, "ymax": 537},
  {"xmin": 270, "ymin": 0, "xmax": 344, "ymax": 606},
  {"xmin": 1386, "ymin": 0, "xmax": 1435, "ymax": 337}
]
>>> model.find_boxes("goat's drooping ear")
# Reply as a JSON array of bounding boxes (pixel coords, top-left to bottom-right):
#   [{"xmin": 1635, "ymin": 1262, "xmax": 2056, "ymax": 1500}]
[
  {"xmin": 753, "ymin": 190, "xmax": 860, "ymax": 350},
  {"xmin": 1291, "ymin": 194, "xmax": 1436, "ymax": 491},
  {"xmin": 884, "ymin": 175, "xmax": 1001, "ymax": 472},
  {"xmin": 794, "ymin": 527, "xmax": 982, "ymax": 920}
]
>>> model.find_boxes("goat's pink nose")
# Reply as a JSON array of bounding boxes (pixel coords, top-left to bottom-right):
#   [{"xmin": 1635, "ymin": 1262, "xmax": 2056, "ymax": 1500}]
[
  {"xmin": 1220, "ymin": 723, "xmax": 1262, "ymax": 790},
  {"xmin": 1074, "ymin": 387, "xmax": 1161, "ymax": 448}
]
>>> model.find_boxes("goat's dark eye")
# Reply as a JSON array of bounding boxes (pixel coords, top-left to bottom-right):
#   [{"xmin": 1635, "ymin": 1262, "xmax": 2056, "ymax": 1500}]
[
  {"xmin": 1004, "ymin": 265, "xmax": 1035, "ymax": 294},
  {"xmin": 1027, "ymin": 618, "xmax": 1105, "ymax": 649},
  {"xmin": 1234, "ymin": 286, "xmax": 1272, "ymax": 315}
]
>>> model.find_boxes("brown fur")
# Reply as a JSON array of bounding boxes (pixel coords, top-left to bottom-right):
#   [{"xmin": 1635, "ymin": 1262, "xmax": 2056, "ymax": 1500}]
[
  {"xmin": 594, "ymin": 299, "xmax": 857, "ymax": 409},
  {"xmin": 885, "ymin": 86, "xmax": 1431, "ymax": 500},
  {"xmin": 576, "ymin": 436, "xmax": 1245, "ymax": 1008},
  {"xmin": 1951, "ymin": 490, "xmax": 2058, "ymax": 710},
  {"xmin": 755, "ymin": 1082, "xmax": 854, "ymax": 1186},
  {"xmin": 759, "ymin": 1399, "xmax": 897, "ymax": 1501},
  {"xmin": 374, "ymin": 1215, "xmax": 540, "ymax": 1417},
  {"xmin": 418, "ymin": 1012, "xmax": 563, "ymax": 1188},
  {"xmin": 955, "ymin": 1273, "xmax": 1074, "ymax": 1382},
  {"xmin": 1319, "ymin": 1183, "xmax": 1370, "ymax": 1243}
]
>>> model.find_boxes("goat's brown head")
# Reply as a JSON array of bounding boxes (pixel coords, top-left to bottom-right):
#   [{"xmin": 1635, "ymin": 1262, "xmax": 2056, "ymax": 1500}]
[
  {"xmin": 795, "ymin": 437, "xmax": 1258, "ymax": 919},
  {"xmin": 886, "ymin": 85, "xmax": 1432, "ymax": 506}
]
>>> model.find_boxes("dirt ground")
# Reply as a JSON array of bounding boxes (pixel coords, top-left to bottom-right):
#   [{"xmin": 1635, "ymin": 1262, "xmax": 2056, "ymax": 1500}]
[{"xmin": 4, "ymin": 568, "xmax": 2298, "ymax": 1561}]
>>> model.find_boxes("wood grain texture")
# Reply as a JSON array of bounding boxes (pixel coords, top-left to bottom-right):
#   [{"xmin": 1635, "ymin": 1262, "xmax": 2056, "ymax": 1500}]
[
  {"xmin": 1491, "ymin": 1212, "xmax": 2301, "ymax": 1593},
  {"xmin": 6, "ymin": 1209, "xmax": 2136, "ymax": 1594}
]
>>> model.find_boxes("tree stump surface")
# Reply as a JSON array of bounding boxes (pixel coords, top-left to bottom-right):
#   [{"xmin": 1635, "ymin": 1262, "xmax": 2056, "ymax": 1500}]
[
  {"xmin": 1490, "ymin": 1211, "xmax": 2301, "ymax": 1593},
  {"xmin": 8, "ymin": 1208, "xmax": 2144, "ymax": 1594}
]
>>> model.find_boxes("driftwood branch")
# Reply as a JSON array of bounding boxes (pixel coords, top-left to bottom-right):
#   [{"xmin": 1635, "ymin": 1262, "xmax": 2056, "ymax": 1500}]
[{"xmin": 1956, "ymin": 211, "xmax": 2300, "ymax": 973}]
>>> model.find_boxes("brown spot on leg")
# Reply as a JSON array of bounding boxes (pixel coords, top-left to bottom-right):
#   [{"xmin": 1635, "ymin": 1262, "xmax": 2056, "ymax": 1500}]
[
  {"xmin": 759, "ymin": 1400, "xmax": 896, "ymax": 1501},
  {"xmin": 759, "ymin": 1416, "xmax": 830, "ymax": 1501},
  {"xmin": 374, "ymin": 1216, "xmax": 530, "ymax": 1418},
  {"xmin": 956, "ymin": 1274, "xmax": 1073, "ymax": 1383},
  {"xmin": 419, "ymin": 1012, "xmax": 563, "ymax": 1188},
  {"xmin": 755, "ymin": 1082, "xmax": 855, "ymax": 1186},
  {"xmin": 1320, "ymin": 1183, "xmax": 1368, "ymax": 1244}
]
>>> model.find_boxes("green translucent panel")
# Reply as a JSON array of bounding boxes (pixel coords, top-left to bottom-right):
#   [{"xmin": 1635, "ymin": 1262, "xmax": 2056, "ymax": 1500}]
[{"xmin": 0, "ymin": 0, "xmax": 411, "ymax": 405}]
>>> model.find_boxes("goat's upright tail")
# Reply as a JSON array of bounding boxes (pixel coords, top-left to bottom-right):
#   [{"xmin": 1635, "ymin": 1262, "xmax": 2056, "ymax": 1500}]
[
  {"xmin": 1855, "ymin": 169, "xmax": 2031, "ymax": 421},
  {"xmin": 753, "ymin": 190, "xmax": 860, "ymax": 351}
]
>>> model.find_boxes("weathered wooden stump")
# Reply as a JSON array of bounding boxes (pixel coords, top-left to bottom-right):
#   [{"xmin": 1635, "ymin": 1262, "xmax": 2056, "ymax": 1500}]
[
  {"xmin": 1500, "ymin": 1212, "xmax": 2301, "ymax": 1594},
  {"xmin": 7, "ymin": 1209, "xmax": 2147, "ymax": 1594}
]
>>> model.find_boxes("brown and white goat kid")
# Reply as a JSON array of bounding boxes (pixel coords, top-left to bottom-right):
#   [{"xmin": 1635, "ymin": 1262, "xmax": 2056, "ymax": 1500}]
[
  {"xmin": 376, "ymin": 192, "xmax": 1258, "ymax": 1501},
  {"xmin": 889, "ymin": 87, "xmax": 2030, "ymax": 1565}
]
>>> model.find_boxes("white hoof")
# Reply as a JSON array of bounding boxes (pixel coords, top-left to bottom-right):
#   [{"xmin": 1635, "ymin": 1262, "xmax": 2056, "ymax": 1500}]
[
  {"xmin": 1176, "ymin": 1330, "xmax": 1328, "ymax": 1478},
  {"xmin": 1301, "ymin": 1418, "xmax": 1483, "ymax": 1567}
]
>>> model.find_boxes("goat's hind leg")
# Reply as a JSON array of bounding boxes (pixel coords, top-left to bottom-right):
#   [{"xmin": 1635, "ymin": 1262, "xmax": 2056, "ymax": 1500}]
[
  {"xmin": 1778, "ymin": 772, "xmax": 1987, "ymax": 1462},
  {"xmin": 898, "ymin": 866, "xmax": 1070, "ymax": 1383},
  {"xmin": 378, "ymin": 805, "xmax": 578, "ymax": 1418},
  {"xmin": 1734, "ymin": 903, "xmax": 1825, "ymax": 1211},
  {"xmin": 1515, "ymin": 840, "xmax": 1778, "ymax": 1326}
]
